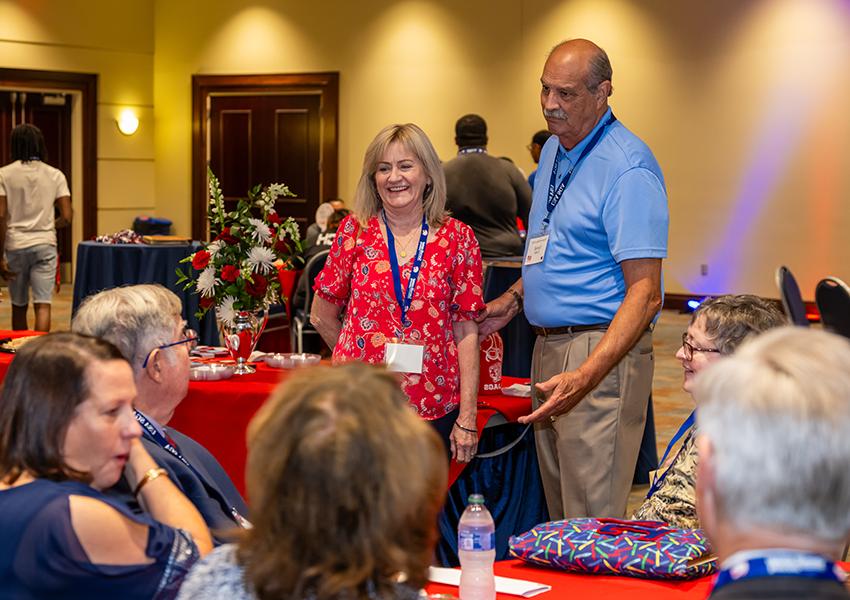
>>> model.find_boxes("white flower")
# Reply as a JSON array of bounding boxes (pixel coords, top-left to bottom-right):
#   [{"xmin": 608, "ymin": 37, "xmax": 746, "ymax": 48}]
[
  {"xmin": 247, "ymin": 246, "xmax": 276, "ymax": 274},
  {"xmin": 197, "ymin": 266, "xmax": 217, "ymax": 297},
  {"xmin": 216, "ymin": 295, "xmax": 237, "ymax": 327},
  {"xmin": 248, "ymin": 218, "xmax": 272, "ymax": 244},
  {"xmin": 207, "ymin": 240, "xmax": 223, "ymax": 258}
]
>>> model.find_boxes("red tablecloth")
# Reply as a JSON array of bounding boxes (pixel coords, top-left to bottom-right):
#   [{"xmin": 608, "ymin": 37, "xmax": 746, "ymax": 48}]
[
  {"xmin": 169, "ymin": 364, "xmax": 531, "ymax": 496},
  {"xmin": 0, "ymin": 330, "xmax": 43, "ymax": 380},
  {"xmin": 427, "ymin": 559, "xmax": 714, "ymax": 599}
]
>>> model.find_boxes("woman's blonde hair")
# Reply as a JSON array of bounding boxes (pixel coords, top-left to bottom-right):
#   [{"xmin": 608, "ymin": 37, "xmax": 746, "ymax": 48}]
[
  {"xmin": 352, "ymin": 123, "xmax": 448, "ymax": 228},
  {"xmin": 239, "ymin": 362, "xmax": 447, "ymax": 600}
]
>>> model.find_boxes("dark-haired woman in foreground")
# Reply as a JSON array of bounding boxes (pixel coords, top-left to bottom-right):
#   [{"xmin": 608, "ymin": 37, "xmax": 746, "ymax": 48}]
[
  {"xmin": 0, "ymin": 332, "xmax": 212, "ymax": 599},
  {"xmin": 178, "ymin": 362, "xmax": 447, "ymax": 600}
]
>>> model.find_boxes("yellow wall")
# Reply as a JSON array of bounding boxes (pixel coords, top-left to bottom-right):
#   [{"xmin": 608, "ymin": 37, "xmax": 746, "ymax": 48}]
[
  {"xmin": 5, "ymin": 0, "xmax": 850, "ymax": 299},
  {"xmin": 0, "ymin": 0, "xmax": 155, "ymax": 237}
]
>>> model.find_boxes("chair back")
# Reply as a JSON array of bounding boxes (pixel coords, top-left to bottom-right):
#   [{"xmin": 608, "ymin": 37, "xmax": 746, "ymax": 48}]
[
  {"xmin": 301, "ymin": 249, "xmax": 330, "ymax": 315},
  {"xmin": 775, "ymin": 265, "xmax": 809, "ymax": 326},
  {"xmin": 815, "ymin": 277, "xmax": 850, "ymax": 339}
]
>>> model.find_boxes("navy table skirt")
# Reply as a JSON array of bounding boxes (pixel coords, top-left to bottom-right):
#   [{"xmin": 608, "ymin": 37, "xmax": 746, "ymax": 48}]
[{"xmin": 72, "ymin": 241, "xmax": 219, "ymax": 345}]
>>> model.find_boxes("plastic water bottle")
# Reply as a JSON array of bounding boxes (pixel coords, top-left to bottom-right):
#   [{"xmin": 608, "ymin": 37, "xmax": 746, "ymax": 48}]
[{"xmin": 458, "ymin": 493, "xmax": 496, "ymax": 600}]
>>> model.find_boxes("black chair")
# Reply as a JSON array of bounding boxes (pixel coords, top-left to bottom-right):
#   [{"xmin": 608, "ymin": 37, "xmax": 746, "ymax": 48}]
[
  {"xmin": 290, "ymin": 249, "xmax": 330, "ymax": 353},
  {"xmin": 775, "ymin": 266, "xmax": 809, "ymax": 326},
  {"xmin": 815, "ymin": 277, "xmax": 850, "ymax": 339}
]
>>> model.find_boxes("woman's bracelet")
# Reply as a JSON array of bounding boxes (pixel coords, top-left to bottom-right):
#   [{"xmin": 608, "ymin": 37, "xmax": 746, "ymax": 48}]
[
  {"xmin": 133, "ymin": 467, "xmax": 169, "ymax": 497},
  {"xmin": 453, "ymin": 421, "xmax": 478, "ymax": 435}
]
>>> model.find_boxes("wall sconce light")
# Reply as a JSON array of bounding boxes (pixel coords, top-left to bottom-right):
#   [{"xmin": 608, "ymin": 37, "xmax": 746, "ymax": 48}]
[{"xmin": 117, "ymin": 108, "xmax": 139, "ymax": 136}]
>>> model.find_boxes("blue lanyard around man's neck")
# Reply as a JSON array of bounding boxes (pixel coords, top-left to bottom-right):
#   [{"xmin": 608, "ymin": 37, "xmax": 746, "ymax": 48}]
[
  {"xmin": 544, "ymin": 111, "xmax": 617, "ymax": 228},
  {"xmin": 381, "ymin": 210, "xmax": 428, "ymax": 329},
  {"xmin": 713, "ymin": 551, "xmax": 845, "ymax": 593}
]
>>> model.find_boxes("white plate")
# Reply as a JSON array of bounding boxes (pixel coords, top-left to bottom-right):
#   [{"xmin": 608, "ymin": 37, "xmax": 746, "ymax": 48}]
[
  {"xmin": 189, "ymin": 364, "xmax": 235, "ymax": 381},
  {"xmin": 264, "ymin": 353, "xmax": 321, "ymax": 369}
]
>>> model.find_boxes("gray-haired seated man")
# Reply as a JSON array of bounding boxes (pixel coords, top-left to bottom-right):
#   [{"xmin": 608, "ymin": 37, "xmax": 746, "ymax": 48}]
[
  {"xmin": 695, "ymin": 327, "xmax": 850, "ymax": 599},
  {"xmin": 73, "ymin": 284, "xmax": 249, "ymax": 542}
]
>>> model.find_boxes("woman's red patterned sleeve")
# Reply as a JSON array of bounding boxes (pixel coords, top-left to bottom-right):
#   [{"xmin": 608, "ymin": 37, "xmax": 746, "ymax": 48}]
[
  {"xmin": 313, "ymin": 215, "xmax": 358, "ymax": 306},
  {"xmin": 450, "ymin": 221, "xmax": 485, "ymax": 322}
]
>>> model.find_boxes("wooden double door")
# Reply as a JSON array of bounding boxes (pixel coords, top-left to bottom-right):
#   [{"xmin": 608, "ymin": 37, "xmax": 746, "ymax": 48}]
[{"xmin": 193, "ymin": 73, "xmax": 339, "ymax": 240}]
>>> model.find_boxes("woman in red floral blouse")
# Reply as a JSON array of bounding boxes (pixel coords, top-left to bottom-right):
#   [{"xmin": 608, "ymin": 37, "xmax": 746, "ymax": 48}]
[{"xmin": 312, "ymin": 123, "xmax": 484, "ymax": 463}]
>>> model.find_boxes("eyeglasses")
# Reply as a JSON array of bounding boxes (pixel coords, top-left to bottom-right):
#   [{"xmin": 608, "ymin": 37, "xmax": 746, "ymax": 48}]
[
  {"xmin": 680, "ymin": 333, "xmax": 721, "ymax": 361},
  {"xmin": 142, "ymin": 328, "xmax": 199, "ymax": 368}
]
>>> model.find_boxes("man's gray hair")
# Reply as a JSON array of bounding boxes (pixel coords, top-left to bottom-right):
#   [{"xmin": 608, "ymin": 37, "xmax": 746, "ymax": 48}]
[
  {"xmin": 695, "ymin": 326, "xmax": 850, "ymax": 544},
  {"xmin": 71, "ymin": 284, "xmax": 183, "ymax": 375}
]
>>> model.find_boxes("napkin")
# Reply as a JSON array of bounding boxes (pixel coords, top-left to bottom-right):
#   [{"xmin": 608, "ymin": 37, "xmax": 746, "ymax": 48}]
[
  {"xmin": 501, "ymin": 383, "xmax": 532, "ymax": 397},
  {"xmin": 428, "ymin": 567, "xmax": 551, "ymax": 598}
]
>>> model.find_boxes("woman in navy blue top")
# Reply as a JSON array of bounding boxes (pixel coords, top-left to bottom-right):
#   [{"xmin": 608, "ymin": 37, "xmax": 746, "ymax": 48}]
[{"xmin": 0, "ymin": 332, "xmax": 213, "ymax": 599}]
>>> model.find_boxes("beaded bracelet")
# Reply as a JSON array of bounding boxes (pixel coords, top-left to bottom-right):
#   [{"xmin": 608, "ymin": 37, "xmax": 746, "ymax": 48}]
[{"xmin": 507, "ymin": 287, "xmax": 523, "ymax": 312}]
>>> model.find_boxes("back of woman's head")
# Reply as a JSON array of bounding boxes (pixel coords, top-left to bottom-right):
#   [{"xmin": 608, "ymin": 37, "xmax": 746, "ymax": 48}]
[
  {"xmin": 241, "ymin": 362, "xmax": 447, "ymax": 600},
  {"xmin": 0, "ymin": 332, "xmax": 125, "ymax": 484}
]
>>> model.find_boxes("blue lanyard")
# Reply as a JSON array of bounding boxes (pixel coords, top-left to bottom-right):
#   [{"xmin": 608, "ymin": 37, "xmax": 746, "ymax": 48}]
[
  {"xmin": 381, "ymin": 210, "xmax": 429, "ymax": 329},
  {"xmin": 544, "ymin": 112, "xmax": 617, "ymax": 228},
  {"xmin": 646, "ymin": 410, "xmax": 695, "ymax": 498},
  {"xmin": 134, "ymin": 410, "xmax": 250, "ymax": 528},
  {"xmin": 714, "ymin": 552, "xmax": 845, "ymax": 592}
]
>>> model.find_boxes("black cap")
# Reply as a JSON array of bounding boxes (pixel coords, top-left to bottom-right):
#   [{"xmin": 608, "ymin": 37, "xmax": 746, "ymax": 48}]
[{"xmin": 455, "ymin": 114, "xmax": 488, "ymax": 148}]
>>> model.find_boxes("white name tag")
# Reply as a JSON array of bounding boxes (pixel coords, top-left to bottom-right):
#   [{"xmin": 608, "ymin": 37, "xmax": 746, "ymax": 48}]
[
  {"xmin": 384, "ymin": 342, "xmax": 424, "ymax": 373},
  {"xmin": 524, "ymin": 234, "xmax": 549, "ymax": 265}
]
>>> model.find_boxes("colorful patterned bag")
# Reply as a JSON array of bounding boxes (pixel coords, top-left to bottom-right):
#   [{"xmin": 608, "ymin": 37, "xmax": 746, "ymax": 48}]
[{"xmin": 509, "ymin": 518, "xmax": 716, "ymax": 579}]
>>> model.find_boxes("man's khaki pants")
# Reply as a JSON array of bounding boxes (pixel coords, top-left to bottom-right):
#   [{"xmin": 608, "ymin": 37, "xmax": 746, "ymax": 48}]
[{"xmin": 531, "ymin": 329, "xmax": 654, "ymax": 520}]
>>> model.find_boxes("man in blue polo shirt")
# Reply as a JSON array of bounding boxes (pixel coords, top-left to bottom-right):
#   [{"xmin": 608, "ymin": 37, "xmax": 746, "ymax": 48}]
[{"xmin": 478, "ymin": 38, "xmax": 668, "ymax": 520}]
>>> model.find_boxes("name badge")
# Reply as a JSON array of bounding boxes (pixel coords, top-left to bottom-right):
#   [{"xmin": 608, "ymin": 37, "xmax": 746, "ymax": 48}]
[
  {"xmin": 384, "ymin": 341, "xmax": 424, "ymax": 373},
  {"xmin": 525, "ymin": 234, "xmax": 549, "ymax": 265}
]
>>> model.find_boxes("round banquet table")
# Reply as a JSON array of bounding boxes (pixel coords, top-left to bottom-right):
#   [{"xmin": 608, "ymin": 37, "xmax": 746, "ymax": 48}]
[{"xmin": 72, "ymin": 241, "xmax": 219, "ymax": 345}]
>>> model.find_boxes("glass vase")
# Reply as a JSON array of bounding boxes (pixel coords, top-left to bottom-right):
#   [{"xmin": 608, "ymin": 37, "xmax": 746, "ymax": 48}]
[{"xmin": 219, "ymin": 309, "xmax": 269, "ymax": 375}]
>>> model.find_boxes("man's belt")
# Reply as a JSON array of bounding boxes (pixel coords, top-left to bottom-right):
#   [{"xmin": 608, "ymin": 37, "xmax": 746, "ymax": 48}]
[{"xmin": 532, "ymin": 323, "xmax": 610, "ymax": 337}]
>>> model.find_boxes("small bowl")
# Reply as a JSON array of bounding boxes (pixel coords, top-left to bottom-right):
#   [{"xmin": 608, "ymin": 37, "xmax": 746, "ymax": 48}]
[
  {"xmin": 265, "ymin": 353, "xmax": 322, "ymax": 369},
  {"xmin": 189, "ymin": 364, "xmax": 235, "ymax": 381}
]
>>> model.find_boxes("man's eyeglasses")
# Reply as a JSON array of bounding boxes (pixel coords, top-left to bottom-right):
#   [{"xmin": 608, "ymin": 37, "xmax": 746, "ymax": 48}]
[
  {"xmin": 142, "ymin": 328, "xmax": 199, "ymax": 368},
  {"xmin": 680, "ymin": 333, "xmax": 721, "ymax": 361}
]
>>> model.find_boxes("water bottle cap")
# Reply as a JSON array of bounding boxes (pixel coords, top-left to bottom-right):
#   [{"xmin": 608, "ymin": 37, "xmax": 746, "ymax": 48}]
[{"xmin": 467, "ymin": 493, "xmax": 485, "ymax": 505}]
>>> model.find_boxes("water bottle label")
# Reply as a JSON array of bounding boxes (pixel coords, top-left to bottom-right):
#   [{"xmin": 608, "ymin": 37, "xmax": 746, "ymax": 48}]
[{"xmin": 458, "ymin": 530, "xmax": 495, "ymax": 552}]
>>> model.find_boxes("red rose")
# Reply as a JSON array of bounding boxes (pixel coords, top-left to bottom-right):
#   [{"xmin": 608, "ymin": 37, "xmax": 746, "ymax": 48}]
[
  {"xmin": 221, "ymin": 264, "xmax": 239, "ymax": 282},
  {"xmin": 274, "ymin": 238, "xmax": 291, "ymax": 254},
  {"xmin": 268, "ymin": 212, "xmax": 281, "ymax": 225},
  {"xmin": 199, "ymin": 296, "xmax": 215, "ymax": 309},
  {"xmin": 192, "ymin": 250, "xmax": 211, "ymax": 270},
  {"xmin": 245, "ymin": 273, "xmax": 268, "ymax": 298}
]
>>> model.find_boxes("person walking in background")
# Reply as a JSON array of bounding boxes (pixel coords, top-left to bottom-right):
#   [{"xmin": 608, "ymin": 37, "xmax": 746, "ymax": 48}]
[
  {"xmin": 0, "ymin": 123, "xmax": 72, "ymax": 331},
  {"xmin": 527, "ymin": 129, "xmax": 551, "ymax": 190},
  {"xmin": 478, "ymin": 39, "xmax": 669, "ymax": 521},
  {"xmin": 444, "ymin": 114, "xmax": 531, "ymax": 258}
]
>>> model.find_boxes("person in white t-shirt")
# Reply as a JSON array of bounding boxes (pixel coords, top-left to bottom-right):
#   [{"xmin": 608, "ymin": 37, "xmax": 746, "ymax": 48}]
[{"xmin": 0, "ymin": 124, "xmax": 72, "ymax": 331}]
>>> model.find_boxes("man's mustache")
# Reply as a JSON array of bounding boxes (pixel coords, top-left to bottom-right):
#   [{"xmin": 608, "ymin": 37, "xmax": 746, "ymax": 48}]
[{"xmin": 544, "ymin": 108, "xmax": 567, "ymax": 120}]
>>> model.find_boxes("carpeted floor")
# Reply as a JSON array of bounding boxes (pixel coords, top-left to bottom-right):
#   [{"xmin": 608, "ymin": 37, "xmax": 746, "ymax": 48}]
[{"xmin": 0, "ymin": 286, "xmax": 694, "ymax": 515}]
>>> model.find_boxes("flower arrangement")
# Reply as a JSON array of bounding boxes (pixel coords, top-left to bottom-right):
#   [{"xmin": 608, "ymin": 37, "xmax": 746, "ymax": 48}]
[{"xmin": 177, "ymin": 168, "xmax": 302, "ymax": 326}]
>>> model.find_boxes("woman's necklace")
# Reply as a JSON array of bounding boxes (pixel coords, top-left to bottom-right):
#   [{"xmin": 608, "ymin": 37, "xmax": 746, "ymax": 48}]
[{"xmin": 394, "ymin": 229, "xmax": 418, "ymax": 258}]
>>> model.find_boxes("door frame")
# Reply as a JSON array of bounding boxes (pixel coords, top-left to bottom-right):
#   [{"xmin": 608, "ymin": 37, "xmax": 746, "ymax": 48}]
[
  {"xmin": 0, "ymin": 68, "xmax": 98, "ymax": 241},
  {"xmin": 191, "ymin": 73, "xmax": 339, "ymax": 240}
]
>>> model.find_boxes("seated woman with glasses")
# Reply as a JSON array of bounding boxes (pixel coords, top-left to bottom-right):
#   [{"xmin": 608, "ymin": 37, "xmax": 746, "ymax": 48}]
[
  {"xmin": 177, "ymin": 362, "xmax": 447, "ymax": 600},
  {"xmin": 72, "ymin": 284, "xmax": 250, "ymax": 542},
  {"xmin": 631, "ymin": 295, "xmax": 784, "ymax": 528},
  {"xmin": 0, "ymin": 332, "xmax": 213, "ymax": 599}
]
